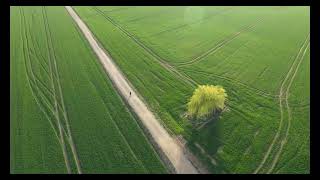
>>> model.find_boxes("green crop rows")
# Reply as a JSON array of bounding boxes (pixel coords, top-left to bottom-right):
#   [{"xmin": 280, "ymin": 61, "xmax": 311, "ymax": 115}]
[
  {"xmin": 75, "ymin": 6, "xmax": 310, "ymax": 174},
  {"xmin": 10, "ymin": 6, "xmax": 167, "ymax": 174}
]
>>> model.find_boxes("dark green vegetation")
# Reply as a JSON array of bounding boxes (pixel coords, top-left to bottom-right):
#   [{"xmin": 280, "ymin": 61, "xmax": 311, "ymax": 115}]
[
  {"xmin": 75, "ymin": 6, "xmax": 310, "ymax": 173},
  {"xmin": 10, "ymin": 6, "xmax": 167, "ymax": 173}
]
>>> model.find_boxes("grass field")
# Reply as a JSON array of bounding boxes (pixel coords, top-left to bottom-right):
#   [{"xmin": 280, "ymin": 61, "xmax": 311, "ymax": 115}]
[
  {"xmin": 75, "ymin": 6, "xmax": 310, "ymax": 174},
  {"xmin": 10, "ymin": 6, "xmax": 167, "ymax": 174}
]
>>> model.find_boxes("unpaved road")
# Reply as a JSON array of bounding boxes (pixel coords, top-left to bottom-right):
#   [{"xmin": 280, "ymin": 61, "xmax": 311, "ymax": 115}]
[{"xmin": 65, "ymin": 6, "xmax": 198, "ymax": 174}]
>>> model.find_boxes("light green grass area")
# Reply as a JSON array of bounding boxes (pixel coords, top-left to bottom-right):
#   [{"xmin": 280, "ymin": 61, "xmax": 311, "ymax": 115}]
[
  {"xmin": 75, "ymin": 6, "xmax": 310, "ymax": 174},
  {"xmin": 10, "ymin": 6, "xmax": 167, "ymax": 174}
]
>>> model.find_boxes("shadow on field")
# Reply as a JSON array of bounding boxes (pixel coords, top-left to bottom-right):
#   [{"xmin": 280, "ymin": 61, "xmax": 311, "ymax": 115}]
[{"xmin": 187, "ymin": 115, "xmax": 227, "ymax": 173}]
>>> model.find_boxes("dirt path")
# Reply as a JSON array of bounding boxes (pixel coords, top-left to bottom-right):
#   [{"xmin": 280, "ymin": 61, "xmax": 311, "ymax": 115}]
[{"xmin": 65, "ymin": 6, "xmax": 198, "ymax": 174}]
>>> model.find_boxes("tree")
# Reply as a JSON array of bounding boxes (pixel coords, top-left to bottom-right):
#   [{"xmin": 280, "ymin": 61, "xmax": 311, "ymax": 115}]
[{"xmin": 187, "ymin": 85, "xmax": 227, "ymax": 119}]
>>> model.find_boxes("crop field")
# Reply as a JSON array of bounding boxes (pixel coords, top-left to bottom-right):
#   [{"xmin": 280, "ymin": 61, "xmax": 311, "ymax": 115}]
[
  {"xmin": 10, "ymin": 6, "xmax": 167, "ymax": 174},
  {"xmin": 75, "ymin": 6, "xmax": 310, "ymax": 174}
]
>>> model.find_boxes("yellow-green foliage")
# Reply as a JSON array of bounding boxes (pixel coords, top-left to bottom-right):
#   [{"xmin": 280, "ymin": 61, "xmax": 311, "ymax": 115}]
[{"xmin": 187, "ymin": 85, "xmax": 227, "ymax": 119}]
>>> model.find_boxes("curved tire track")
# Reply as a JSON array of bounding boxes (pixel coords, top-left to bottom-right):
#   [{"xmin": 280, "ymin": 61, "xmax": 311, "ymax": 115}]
[
  {"xmin": 90, "ymin": 8, "xmax": 278, "ymax": 99},
  {"xmin": 43, "ymin": 7, "xmax": 82, "ymax": 173},
  {"xmin": 253, "ymin": 34, "xmax": 309, "ymax": 174},
  {"xmin": 267, "ymin": 42, "xmax": 309, "ymax": 174}
]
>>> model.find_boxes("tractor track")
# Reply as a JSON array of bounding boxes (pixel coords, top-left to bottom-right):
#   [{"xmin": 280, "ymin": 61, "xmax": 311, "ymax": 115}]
[
  {"xmin": 91, "ymin": 7, "xmax": 277, "ymax": 100},
  {"xmin": 175, "ymin": 18, "xmax": 264, "ymax": 67},
  {"xmin": 253, "ymin": 34, "xmax": 309, "ymax": 174},
  {"xmin": 123, "ymin": 7, "xmax": 181, "ymax": 24},
  {"xmin": 42, "ymin": 7, "xmax": 82, "ymax": 173},
  {"xmin": 92, "ymin": 6, "xmax": 197, "ymax": 88},
  {"xmin": 18, "ymin": 7, "xmax": 84, "ymax": 174},
  {"xmin": 41, "ymin": 7, "xmax": 73, "ymax": 173},
  {"xmin": 19, "ymin": 7, "xmax": 72, "ymax": 173},
  {"xmin": 266, "ymin": 41, "xmax": 310, "ymax": 174},
  {"xmin": 148, "ymin": 7, "xmax": 234, "ymax": 38},
  {"xmin": 180, "ymin": 68, "xmax": 277, "ymax": 99}
]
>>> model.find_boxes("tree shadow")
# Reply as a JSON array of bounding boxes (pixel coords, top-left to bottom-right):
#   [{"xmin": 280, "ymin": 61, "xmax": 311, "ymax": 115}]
[{"xmin": 186, "ymin": 110, "xmax": 226, "ymax": 173}]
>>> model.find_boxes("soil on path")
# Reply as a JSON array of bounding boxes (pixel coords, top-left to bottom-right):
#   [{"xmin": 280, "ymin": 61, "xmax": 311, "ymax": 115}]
[{"xmin": 65, "ymin": 6, "xmax": 199, "ymax": 174}]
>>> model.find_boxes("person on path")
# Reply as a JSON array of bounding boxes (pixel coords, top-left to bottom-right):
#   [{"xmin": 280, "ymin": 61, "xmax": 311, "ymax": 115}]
[{"xmin": 130, "ymin": 91, "xmax": 132, "ymax": 97}]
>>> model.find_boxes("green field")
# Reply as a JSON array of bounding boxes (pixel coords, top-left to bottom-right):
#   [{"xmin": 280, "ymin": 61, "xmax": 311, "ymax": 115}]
[
  {"xmin": 10, "ymin": 6, "xmax": 167, "ymax": 174},
  {"xmin": 75, "ymin": 6, "xmax": 310, "ymax": 173}
]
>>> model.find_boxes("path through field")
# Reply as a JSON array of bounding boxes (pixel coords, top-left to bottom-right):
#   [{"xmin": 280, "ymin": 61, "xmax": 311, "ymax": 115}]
[{"xmin": 65, "ymin": 6, "xmax": 198, "ymax": 174}]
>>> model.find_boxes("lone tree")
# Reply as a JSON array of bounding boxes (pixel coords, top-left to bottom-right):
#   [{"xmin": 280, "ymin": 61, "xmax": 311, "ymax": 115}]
[{"xmin": 187, "ymin": 85, "xmax": 227, "ymax": 119}]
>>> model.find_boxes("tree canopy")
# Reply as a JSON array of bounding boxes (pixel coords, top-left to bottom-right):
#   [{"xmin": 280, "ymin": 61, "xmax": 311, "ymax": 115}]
[{"xmin": 187, "ymin": 85, "xmax": 227, "ymax": 119}]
